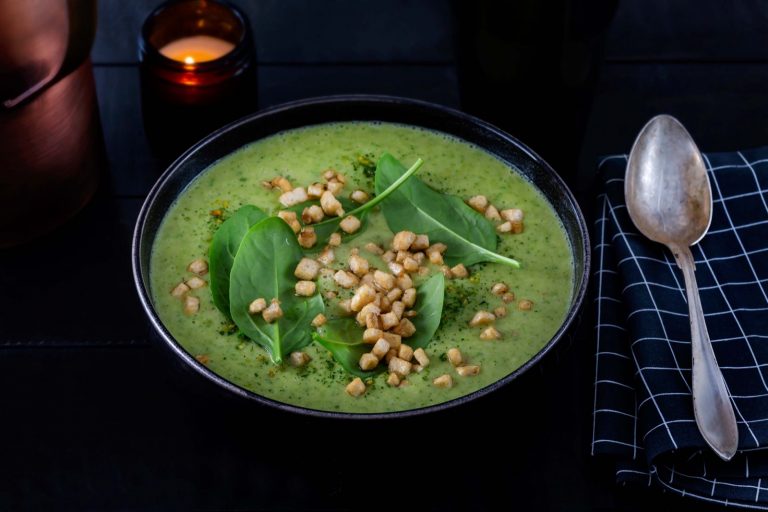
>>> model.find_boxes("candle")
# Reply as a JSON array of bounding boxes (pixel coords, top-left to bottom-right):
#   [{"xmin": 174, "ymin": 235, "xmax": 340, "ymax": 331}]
[
  {"xmin": 159, "ymin": 35, "xmax": 235, "ymax": 64},
  {"xmin": 138, "ymin": 0, "xmax": 257, "ymax": 159}
]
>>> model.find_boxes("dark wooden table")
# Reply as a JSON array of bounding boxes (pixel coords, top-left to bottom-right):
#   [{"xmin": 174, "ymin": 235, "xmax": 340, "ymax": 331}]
[{"xmin": 2, "ymin": 1, "xmax": 767, "ymax": 510}]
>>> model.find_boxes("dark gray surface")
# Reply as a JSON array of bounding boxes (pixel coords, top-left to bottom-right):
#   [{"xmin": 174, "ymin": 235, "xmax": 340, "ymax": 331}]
[{"xmin": 3, "ymin": 0, "xmax": 765, "ymax": 510}]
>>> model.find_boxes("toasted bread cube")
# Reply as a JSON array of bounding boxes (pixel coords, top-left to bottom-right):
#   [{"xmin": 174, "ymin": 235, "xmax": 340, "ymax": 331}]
[
  {"xmin": 320, "ymin": 191, "xmax": 344, "ymax": 216},
  {"xmin": 328, "ymin": 232, "xmax": 342, "ymax": 247},
  {"xmin": 427, "ymin": 250, "xmax": 444, "ymax": 265},
  {"xmin": 497, "ymin": 221, "xmax": 512, "ymax": 234},
  {"xmin": 290, "ymin": 351, "xmax": 311, "ymax": 367},
  {"xmin": 501, "ymin": 208, "xmax": 524, "ymax": 223},
  {"xmin": 500, "ymin": 293, "xmax": 515, "ymax": 304},
  {"xmin": 277, "ymin": 210, "xmax": 301, "ymax": 233},
  {"xmin": 295, "ymin": 258, "xmax": 321, "ymax": 280},
  {"xmin": 427, "ymin": 242, "xmax": 447, "ymax": 255},
  {"xmin": 413, "ymin": 364, "xmax": 425, "ymax": 373},
  {"xmin": 413, "ymin": 348, "xmax": 430, "ymax": 367},
  {"xmin": 493, "ymin": 306, "xmax": 508, "ymax": 318},
  {"xmin": 387, "ymin": 288, "xmax": 403, "ymax": 301},
  {"xmin": 359, "ymin": 353, "xmax": 379, "ymax": 371},
  {"xmin": 333, "ymin": 270, "xmax": 359, "ymax": 289},
  {"xmin": 447, "ymin": 348, "xmax": 463, "ymax": 367},
  {"xmin": 338, "ymin": 299, "xmax": 353, "ymax": 315},
  {"xmin": 518, "ymin": 299, "xmax": 534, "ymax": 311},
  {"xmin": 398, "ymin": 344, "xmax": 414, "ymax": 362},
  {"xmin": 279, "ymin": 187, "xmax": 308, "ymax": 207},
  {"xmin": 262, "ymin": 299, "xmax": 283, "ymax": 323},
  {"xmin": 350, "ymin": 190, "xmax": 369, "ymax": 204},
  {"xmin": 388, "ymin": 356, "xmax": 413, "ymax": 377},
  {"xmin": 378, "ymin": 295, "xmax": 392, "ymax": 313},
  {"xmin": 392, "ymin": 231, "xmax": 416, "ymax": 251},
  {"xmin": 469, "ymin": 311, "xmax": 495, "ymax": 327},
  {"xmin": 349, "ymin": 254, "xmax": 370, "ymax": 276},
  {"xmin": 364, "ymin": 242, "xmax": 384, "ymax": 255},
  {"xmin": 373, "ymin": 270, "xmax": 396, "ymax": 291},
  {"xmin": 392, "ymin": 318, "xmax": 416, "ymax": 337},
  {"xmin": 345, "ymin": 377, "xmax": 366, "ymax": 397},
  {"xmin": 480, "ymin": 326, "xmax": 502, "ymax": 340},
  {"xmin": 356, "ymin": 303, "xmax": 381, "ymax": 326},
  {"xmin": 301, "ymin": 204, "xmax": 325, "ymax": 224},
  {"xmin": 350, "ymin": 284, "xmax": 377, "ymax": 312},
  {"xmin": 401, "ymin": 288, "xmax": 417, "ymax": 308},
  {"xmin": 385, "ymin": 348, "xmax": 398, "ymax": 363},
  {"xmin": 456, "ymin": 364, "xmax": 481, "ymax": 377},
  {"xmin": 295, "ymin": 280, "xmax": 316, "ymax": 296},
  {"xmin": 183, "ymin": 295, "xmax": 200, "ymax": 315},
  {"xmin": 380, "ymin": 312, "xmax": 400, "ymax": 330},
  {"xmin": 404, "ymin": 310, "xmax": 418, "ymax": 318},
  {"xmin": 311, "ymin": 313, "xmax": 327, "ymax": 327},
  {"xmin": 307, "ymin": 182, "xmax": 325, "ymax": 199},
  {"xmin": 381, "ymin": 332, "xmax": 402, "ymax": 348},
  {"xmin": 386, "ymin": 372, "xmax": 400, "ymax": 387},
  {"xmin": 382, "ymin": 250, "xmax": 395, "ymax": 263},
  {"xmin": 372, "ymin": 338, "xmax": 391, "ymax": 359},
  {"xmin": 468, "ymin": 195, "xmax": 488, "ymax": 213},
  {"xmin": 402, "ymin": 257, "xmax": 419, "ymax": 273},
  {"xmin": 339, "ymin": 215, "xmax": 361, "ymax": 234},
  {"xmin": 363, "ymin": 328, "xmax": 384, "ymax": 344},
  {"xmin": 271, "ymin": 176, "xmax": 292, "ymax": 192},
  {"xmin": 298, "ymin": 227, "xmax": 317, "ymax": 248},
  {"xmin": 491, "ymin": 282, "xmax": 508, "ymax": 295},
  {"xmin": 322, "ymin": 169, "xmax": 337, "ymax": 181},
  {"xmin": 440, "ymin": 266, "xmax": 453, "ymax": 278},
  {"xmin": 390, "ymin": 301, "xmax": 405, "ymax": 320},
  {"xmin": 387, "ymin": 261, "xmax": 405, "ymax": 277},
  {"xmin": 334, "ymin": 172, "xmax": 347, "ymax": 184},
  {"xmin": 396, "ymin": 274, "xmax": 413, "ymax": 290},
  {"xmin": 395, "ymin": 250, "xmax": 411, "ymax": 263},
  {"xmin": 187, "ymin": 258, "xmax": 208, "ymax": 276},
  {"xmin": 433, "ymin": 374, "xmax": 453, "ymax": 389},
  {"xmin": 363, "ymin": 312, "xmax": 379, "ymax": 329},
  {"xmin": 412, "ymin": 252, "xmax": 426, "ymax": 265},
  {"xmin": 361, "ymin": 273, "xmax": 375, "ymax": 287},
  {"xmin": 327, "ymin": 180, "xmax": 345, "ymax": 196},
  {"xmin": 450, "ymin": 264, "xmax": 469, "ymax": 278},
  {"xmin": 171, "ymin": 281, "xmax": 190, "ymax": 298},
  {"xmin": 485, "ymin": 205, "xmax": 501, "ymax": 221},
  {"xmin": 316, "ymin": 247, "xmax": 335, "ymax": 266},
  {"xmin": 248, "ymin": 297, "xmax": 267, "ymax": 314},
  {"xmin": 410, "ymin": 234, "xmax": 430, "ymax": 251}
]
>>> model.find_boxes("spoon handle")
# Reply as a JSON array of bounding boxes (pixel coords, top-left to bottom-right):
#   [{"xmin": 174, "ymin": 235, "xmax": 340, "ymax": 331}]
[{"xmin": 676, "ymin": 245, "xmax": 739, "ymax": 460}]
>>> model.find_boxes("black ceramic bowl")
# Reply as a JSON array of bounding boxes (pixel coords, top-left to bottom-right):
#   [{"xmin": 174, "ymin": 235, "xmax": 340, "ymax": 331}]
[{"xmin": 132, "ymin": 95, "xmax": 590, "ymax": 419}]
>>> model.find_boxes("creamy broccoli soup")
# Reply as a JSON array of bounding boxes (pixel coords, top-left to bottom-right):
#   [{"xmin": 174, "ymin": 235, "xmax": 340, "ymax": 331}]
[{"xmin": 150, "ymin": 122, "xmax": 573, "ymax": 413}]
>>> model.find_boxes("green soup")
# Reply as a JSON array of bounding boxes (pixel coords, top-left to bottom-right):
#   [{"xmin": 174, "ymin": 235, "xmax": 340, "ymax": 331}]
[{"xmin": 150, "ymin": 122, "xmax": 573, "ymax": 413}]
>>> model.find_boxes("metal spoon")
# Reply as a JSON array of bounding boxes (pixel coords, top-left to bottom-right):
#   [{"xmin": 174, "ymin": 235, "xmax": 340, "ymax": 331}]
[{"xmin": 625, "ymin": 114, "xmax": 738, "ymax": 461}]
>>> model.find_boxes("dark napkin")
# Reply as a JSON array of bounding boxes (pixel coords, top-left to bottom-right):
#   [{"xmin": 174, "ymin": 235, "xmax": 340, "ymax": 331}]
[{"xmin": 592, "ymin": 147, "xmax": 768, "ymax": 508}]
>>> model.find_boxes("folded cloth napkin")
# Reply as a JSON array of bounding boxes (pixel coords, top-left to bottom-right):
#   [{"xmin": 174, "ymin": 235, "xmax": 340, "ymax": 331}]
[{"xmin": 592, "ymin": 146, "xmax": 768, "ymax": 508}]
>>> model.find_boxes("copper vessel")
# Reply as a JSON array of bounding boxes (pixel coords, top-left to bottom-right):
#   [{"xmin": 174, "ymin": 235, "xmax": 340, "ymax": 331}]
[{"xmin": 0, "ymin": 0, "xmax": 103, "ymax": 247}]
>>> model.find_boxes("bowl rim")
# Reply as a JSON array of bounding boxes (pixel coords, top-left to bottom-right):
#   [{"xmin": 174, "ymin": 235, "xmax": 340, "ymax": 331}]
[{"xmin": 132, "ymin": 94, "xmax": 591, "ymax": 419}]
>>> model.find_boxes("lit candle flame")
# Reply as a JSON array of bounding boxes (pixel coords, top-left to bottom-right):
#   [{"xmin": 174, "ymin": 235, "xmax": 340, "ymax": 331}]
[{"xmin": 184, "ymin": 56, "xmax": 196, "ymax": 65}]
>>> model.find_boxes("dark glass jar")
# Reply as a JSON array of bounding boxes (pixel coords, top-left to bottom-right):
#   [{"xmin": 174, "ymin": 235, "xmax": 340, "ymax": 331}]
[{"xmin": 139, "ymin": 0, "xmax": 257, "ymax": 160}]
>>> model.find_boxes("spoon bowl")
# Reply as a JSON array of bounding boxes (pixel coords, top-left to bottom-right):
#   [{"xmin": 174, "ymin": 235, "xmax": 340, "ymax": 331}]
[{"xmin": 625, "ymin": 114, "xmax": 738, "ymax": 461}]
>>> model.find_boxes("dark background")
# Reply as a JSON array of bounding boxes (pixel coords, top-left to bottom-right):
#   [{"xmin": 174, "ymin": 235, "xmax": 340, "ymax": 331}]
[{"xmin": 2, "ymin": 1, "xmax": 767, "ymax": 510}]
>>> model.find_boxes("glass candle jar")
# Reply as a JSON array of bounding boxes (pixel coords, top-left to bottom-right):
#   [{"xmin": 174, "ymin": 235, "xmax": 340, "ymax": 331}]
[{"xmin": 139, "ymin": 0, "xmax": 257, "ymax": 159}]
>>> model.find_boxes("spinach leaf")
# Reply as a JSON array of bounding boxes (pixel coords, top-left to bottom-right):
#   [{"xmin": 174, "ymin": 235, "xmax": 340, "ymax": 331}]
[
  {"xmin": 404, "ymin": 273, "xmax": 446, "ymax": 349},
  {"xmin": 312, "ymin": 318, "xmax": 382, "ymax": 379},
  {"xmin": 301, "ymin": 157, "xmax": 424, "ymax": 247},
  {"xmin": 208, "ymin": 205, "xmax": 268, "ymax": 316},
  {"xmin": 229, "ymin": 217, "xmax": 325, "ymax": 363},
  {"xmin": 374, "ymin": 154, "xmax": 520, "ymax": 268},
  {"xmin": 312, "ymin": 273, "xmax": 445, "ymax": 376}
]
